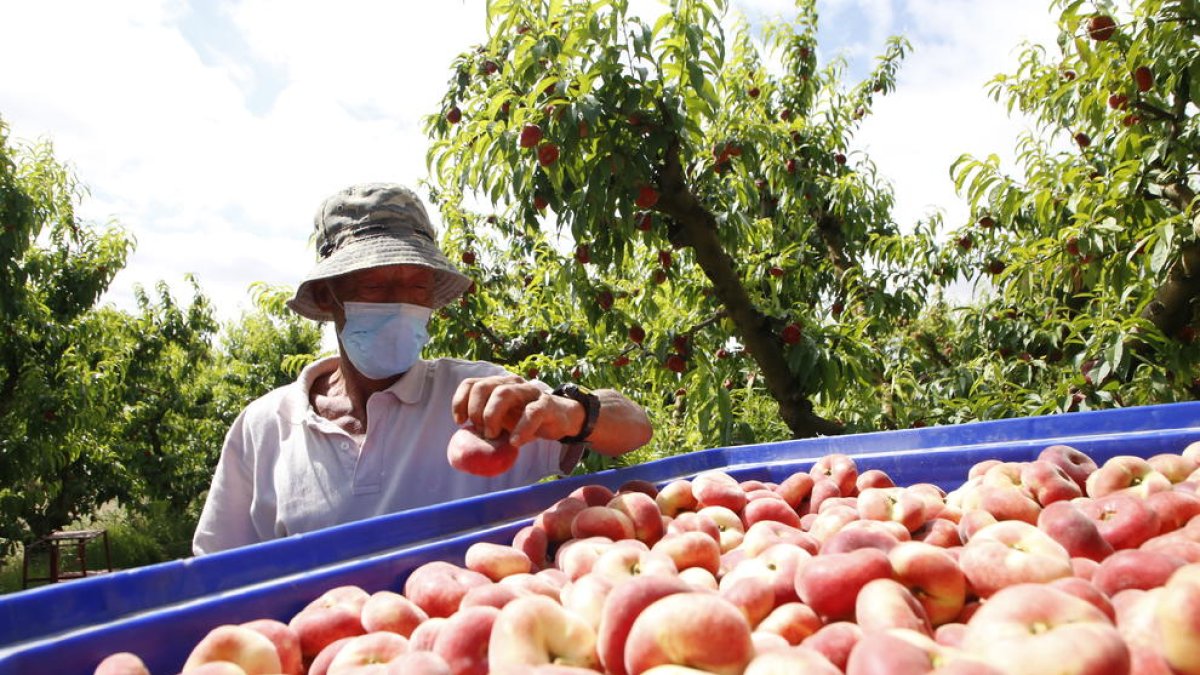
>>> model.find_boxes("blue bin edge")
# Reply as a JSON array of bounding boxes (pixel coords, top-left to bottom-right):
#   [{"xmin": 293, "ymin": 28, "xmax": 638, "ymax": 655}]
[{"xmin": 2, "ymin": 401, "xmax": 1198, "ymax": 652}]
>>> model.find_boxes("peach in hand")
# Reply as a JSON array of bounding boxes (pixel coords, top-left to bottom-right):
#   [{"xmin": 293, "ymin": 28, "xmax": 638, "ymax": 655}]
[{"xmin": 447, "ymin": 424, "xmax": 518, "ymax": 477}]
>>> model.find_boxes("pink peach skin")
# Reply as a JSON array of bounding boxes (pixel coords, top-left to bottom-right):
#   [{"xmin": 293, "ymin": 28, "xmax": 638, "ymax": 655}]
[
  {"xmin": 624, "ymin": 592, "xmax": 754, "ymax": 675},
  {"xmin": 431, "ymin": 605, "xmax": 499, "ymax": 675},
  {"xmin": 327, "ymin": 631, "xmax": 410, "ymax": 675},
  {"xmin": 854, "ymin": 578, "xmax": 933, "ymax": 636},
  {"xmin": 1037, "ymin": 445, "xmax": 1097, "ymax": 492},
  {"xmin": 655, "ymin": 480, "xmax": 698, "ymax": 517},
  {"xmin": 403, "ymin": 561, "xmax": 491, "ymax": 618},
  {"xmin": 447, "ymin": 424, "xmax": 518, "ymax": 477},
  {"xmin": 889, "ymin": 540, "xmax": 968, "ymax": 627},
  {"xmin": 536, "ymin": 497, "xmax": 587, "ymax": 543},
  {"xmin": 961, "ymin": 584, "xmax": 1130, "ymax": 675},
  {"xmin": 596, "ymin": 575, "xmax": 692, "ymax": 675},
  {"xmin": 182, "ymin": 624, "xmax": 283, "ymax": 675},
  {"xmin": 795, "ymin": 547, "xmax": 892, "ymax": 621},
  {"xmin": 488, "ymin": 595, "xmax": 599, "ymax": 670},
  {"xmin": 382, "ymin": 651, "xmax": 451, "ymax": 675},
  {"xmin": 958, "ymin": 521, "xmax": 1072, "ymax": 598},
  {"xmin": 464, "ymin": 541, "xmax": 533, "ymax": 581},
  {"xmin": 744, "ymin": 646, "xmax": 842, "ymax": 675},
  {"xmin": 570, "ymin": 484, "xmax": 615, "ymax": 507},
  {"xmin": 241, "ymin": 618, "xmax": 303, "ymax": 675},
  {"xmin": 801, "ymin": 621, "xmax": 863, "ymax": 672},
  {"xmin": 359, "ymin": 591, "xmax": 428, "ymax": 638},
  {"xmin": 92, "ymin": 652, "xmax": 150, "ymax": 675}
]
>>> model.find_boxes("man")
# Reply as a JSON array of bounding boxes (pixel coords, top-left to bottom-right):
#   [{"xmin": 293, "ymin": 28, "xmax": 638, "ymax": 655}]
[{"xmin": 192, "ymin": 183, "xmax": 652, "ymax": 554}]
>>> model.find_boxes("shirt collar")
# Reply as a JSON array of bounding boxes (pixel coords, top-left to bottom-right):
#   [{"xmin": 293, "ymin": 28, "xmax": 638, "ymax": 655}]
[
  {"xmin": 280, "ymin": 356, "xmax": 338, "ymax": 423},
  {"xmin": 385, "ymin": 358, "xmax": 430, "ymax": 405},
  {"xmin": 281, "ymin": 356, "xmax": 430, "ymax": 423}
]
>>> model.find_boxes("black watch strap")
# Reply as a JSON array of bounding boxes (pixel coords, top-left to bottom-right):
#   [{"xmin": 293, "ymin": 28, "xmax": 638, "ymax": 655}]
[{"xmin": 552, "ymin": 383, "xmax": 600, "ymax": 443}]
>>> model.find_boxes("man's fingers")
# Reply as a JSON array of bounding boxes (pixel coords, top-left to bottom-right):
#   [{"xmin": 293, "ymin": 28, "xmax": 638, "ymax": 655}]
[
  {"xmin": 454, "ymin": 374, "xmax": 524, "ymax": 429},
  {"xmin": 507, "ymin": 394, "xmax": 555, "ymax": 447},
  {"xmin": 480, "ymin": 383, "xmax": 540, "ymax": 440},
  {"xmin": 451, "ymin": 377, "xmax": 482, "ymax": 425}
]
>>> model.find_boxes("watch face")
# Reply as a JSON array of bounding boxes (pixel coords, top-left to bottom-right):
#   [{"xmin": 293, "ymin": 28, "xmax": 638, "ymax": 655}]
[{"xmin": 558, "ymin": 382, "xmax": 592, "ymax": 399}]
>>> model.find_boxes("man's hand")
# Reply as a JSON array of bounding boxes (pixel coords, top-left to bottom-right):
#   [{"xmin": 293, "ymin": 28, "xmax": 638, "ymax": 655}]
[{"xmin": 452, "ymin": 375, "xmax": 585, "ymax": 448}]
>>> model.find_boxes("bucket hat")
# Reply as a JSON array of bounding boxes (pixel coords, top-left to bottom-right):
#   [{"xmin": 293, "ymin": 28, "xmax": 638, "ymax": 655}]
[{"xmin": 287, "ymin": 183, "xmax": 472, "ymax": 321}]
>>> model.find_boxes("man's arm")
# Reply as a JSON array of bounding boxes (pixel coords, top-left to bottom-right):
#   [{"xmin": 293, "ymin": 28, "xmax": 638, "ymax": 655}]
[
  {"xmin": 452, "ymin": 375, "xmax": 653, "ymax": 457},
  {"xmin": 192, "ymin": 412, "xmax": 260, "ymax": 555},
  {"xmin": 566, "ymin": 388, "xmax": 653, "ymax": 457}
]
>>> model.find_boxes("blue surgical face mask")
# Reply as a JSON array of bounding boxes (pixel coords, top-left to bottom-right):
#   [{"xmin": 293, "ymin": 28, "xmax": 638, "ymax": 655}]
[{"xmin": 336, "ymin": 301, "xmax": 432, "ymax": 379}]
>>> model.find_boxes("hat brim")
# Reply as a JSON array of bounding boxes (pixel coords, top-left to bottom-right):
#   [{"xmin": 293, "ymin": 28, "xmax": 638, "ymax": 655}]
[{"xmin": 287, "ymin": 234, "xmax": 472, "ymax": 321}]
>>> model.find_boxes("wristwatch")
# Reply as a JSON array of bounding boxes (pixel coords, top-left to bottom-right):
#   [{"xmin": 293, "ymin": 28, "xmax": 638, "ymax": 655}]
[{"xmin": 551, "ymin": 382, "xmax": 601, "ymax": 443}]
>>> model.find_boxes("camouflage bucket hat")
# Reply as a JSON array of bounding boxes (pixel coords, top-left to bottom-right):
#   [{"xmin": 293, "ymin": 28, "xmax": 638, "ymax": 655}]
[{"xmin": 287, "ymin": 183, "xmax": 472, "ymax": 321}]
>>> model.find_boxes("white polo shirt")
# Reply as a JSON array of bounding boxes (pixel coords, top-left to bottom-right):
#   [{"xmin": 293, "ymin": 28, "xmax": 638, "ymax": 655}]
[{"xmin": 192, "ymin": 356, "xmax": 567, "ymax": 555}]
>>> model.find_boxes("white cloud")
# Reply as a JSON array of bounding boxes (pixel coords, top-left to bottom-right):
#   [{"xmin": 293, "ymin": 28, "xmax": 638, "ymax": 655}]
[
  {"xmin": 851, "ymin": 0, "xmax": 1061, "ymax": 229},
  {"xmin": 0, "ymin": 0, "xmax": 1065, "ymax": 324},
  {"xmin": 0, "ymin": 0, "xmax": 490, "ymax": 322}
]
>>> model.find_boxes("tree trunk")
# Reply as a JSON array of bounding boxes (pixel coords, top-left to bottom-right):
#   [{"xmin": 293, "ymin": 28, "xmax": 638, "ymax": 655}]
[
  {"xmin": 1140, "ymin": 241, "xmax": 1200, "ymax": 336},
  {"xmin": 656, "ymin": 139, "xmax": 843, "ymax": 438},
  {"xmin": 1140, "ymin": 181, "xmax": 1199, "ymax": 337}
]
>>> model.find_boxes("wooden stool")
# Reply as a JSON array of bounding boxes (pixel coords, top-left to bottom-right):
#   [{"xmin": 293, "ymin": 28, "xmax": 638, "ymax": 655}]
[{"xmin": 22, "ymin": 529, "xmax": 113, "ymax": 589}]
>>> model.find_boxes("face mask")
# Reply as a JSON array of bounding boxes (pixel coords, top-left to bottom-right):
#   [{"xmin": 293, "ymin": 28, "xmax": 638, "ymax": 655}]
[{"xmin": 336, "ymin": 301, "xmax": 432, "ymax": 379}]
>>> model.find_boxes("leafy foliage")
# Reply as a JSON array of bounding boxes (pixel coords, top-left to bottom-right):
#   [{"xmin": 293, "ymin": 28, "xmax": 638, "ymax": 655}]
[
  {"xmin": 423, "ymin": 0, "xmax": 1199, "ymax": 458},
  {"xmin": 924, "ymin": 0, "xmax": 1200, "ymax": 418},
  {"xmin": 0, "ymin": 120, "xmax": 138, "ymax": 549},
  {"xmin": 424, "ymin": 0, "xmax": 938, "ymax": 454},
  {"xmin": 0, "ymin": 120, "xmax": 323, "ymax": 554}
]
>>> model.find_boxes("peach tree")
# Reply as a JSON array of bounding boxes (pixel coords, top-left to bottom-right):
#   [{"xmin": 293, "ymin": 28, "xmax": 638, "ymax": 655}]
[
  {"xmin": 907, "ymin": 0, "xmax": 1200, "ymax": 423},
  {"xmin": 0, "ymin": 120, "xmax": 143, "ymax": 549},
  {"xmin": 422, "ymin": 0, "xmax": 942, "ymax": 456},
  {"xmin": 0, "ymin": 119, "xmax": 322, "ymax": 552}
]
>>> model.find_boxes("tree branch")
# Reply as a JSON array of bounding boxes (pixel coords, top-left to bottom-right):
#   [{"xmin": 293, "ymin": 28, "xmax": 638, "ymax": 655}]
[
  {"xmin": 680, "ymin": 310, "xmax": 729, "ymax": 339},
  {"xmin": 655, "ymin": 137, "xmax": 842, "ymax": 438},
  {"xmin": 1162, "ymin": 181, "xmax": 1196, "ymax": 214},
  {"xmin": 1133, "ymin": 100, "xmax": 1178, "ymax": 122},
  {"xmin": 815, "ymin": 210, "xmax": 855, "ymax": 277}
]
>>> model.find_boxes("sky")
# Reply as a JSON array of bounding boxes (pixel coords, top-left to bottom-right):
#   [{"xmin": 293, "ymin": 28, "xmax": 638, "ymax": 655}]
[{"xmin": 0, "ymin": 0, "xmax": 1060, "ymax": 328}]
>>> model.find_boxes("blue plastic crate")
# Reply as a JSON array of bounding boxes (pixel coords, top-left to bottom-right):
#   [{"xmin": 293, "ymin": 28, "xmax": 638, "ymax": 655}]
[{"xmin": 1, "ymin": 402, "xmax": 1198, "ymax": 674}]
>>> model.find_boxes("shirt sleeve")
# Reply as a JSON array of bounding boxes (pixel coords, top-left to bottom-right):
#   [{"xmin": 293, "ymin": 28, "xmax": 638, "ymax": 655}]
[{"xmin": 191, "ymin": 409, "xmax": 259, "ymax": 555}]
